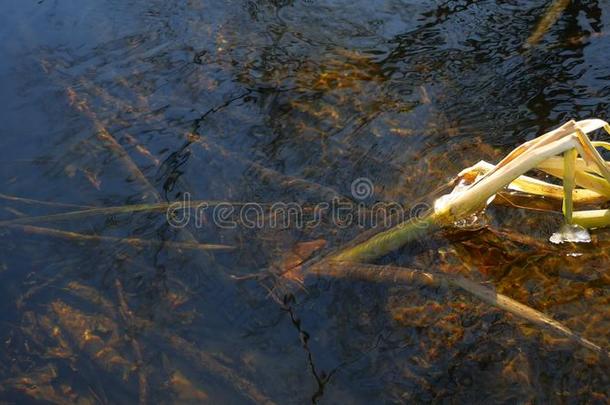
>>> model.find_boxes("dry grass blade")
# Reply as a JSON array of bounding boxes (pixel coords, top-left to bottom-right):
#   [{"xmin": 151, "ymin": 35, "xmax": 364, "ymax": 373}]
[
  {"xmin": 537, "ymin": 158, "xmax": 610, "ymax": 198},
  {"xmin": 448, "ymin": 130, "xmax": 581, "ymax": 219},
  {"xmin": 483, "ymin": 121, "xmax": 576, "ymax": 179},
  {"xmin": 461, "ymin": 160, "xmax": 607, "ymax": 203},
  {"xmin": 575, "ymin": 126, "xmax": 610, "ymax": 182},
  {"xmin": 538, "ymin": 156, "xmax": 610, "ymax": 177},
  {"xmin": 5, "ymin": 224, "xmax": 234, "ymax": 252}
]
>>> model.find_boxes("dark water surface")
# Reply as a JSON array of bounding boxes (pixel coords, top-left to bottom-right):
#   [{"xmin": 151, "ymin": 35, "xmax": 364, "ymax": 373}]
[{"xmin": 1, "ymin": 0, "xmax": 610, "ymax": 403}]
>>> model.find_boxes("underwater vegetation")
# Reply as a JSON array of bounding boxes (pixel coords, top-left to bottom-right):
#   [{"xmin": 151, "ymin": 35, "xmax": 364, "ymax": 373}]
[{"xmin": 1, "ymin": 0, "xmax": 610, "ymax": 403}]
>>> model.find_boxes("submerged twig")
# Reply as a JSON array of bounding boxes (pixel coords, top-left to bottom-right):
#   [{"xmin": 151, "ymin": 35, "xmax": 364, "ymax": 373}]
[
  {"xmin": 0, "ymin": 193, "xmax": 95, "ymax": 210},
  {"xmin": 192, "ymin": 135, "xmax": 349, "ymax": 202},
  {"xmin": 60, "ymin": 276, "xmax": 272, "ymax": 403},
  {"xmin": 114, "ymin": 279, "xmax": 148, "ymax": 405},
  {"xmin": 123, "ymin": 133, "xmax": 161, "ymax": 167},
  {"xmin": 5, "ymin": 224, "xmax": 234, "ymax": 252},
  {"xmin": 526, "ymin": 0, "xmax": 571, "ymax": 47},
  {"xmin": 66, "ymin": 87, "xmax": 160, "ymax": 203},
  {"xmin": 0, "ymin": 200, "xmax": 252, "ymax": 226},
  {"xmin": 165, "ymin": 334, "xmax": 276, "ymax": 405},
  {"xmin": 310, "ymin": 261, "xmax": 608, "ymax": 357},
  {"xmin": 62, "ymin": 84, "xmax": 206, "ymax": 249},
  {"xmin": 238, "ymin": 178, "xmax": 456, "ymax": 286}
]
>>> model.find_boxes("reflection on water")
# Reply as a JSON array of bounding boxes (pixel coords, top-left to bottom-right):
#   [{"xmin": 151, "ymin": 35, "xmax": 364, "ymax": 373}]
[{"xmin": 1, "ymin": 0, "xmax": 609, "ymax": 403}]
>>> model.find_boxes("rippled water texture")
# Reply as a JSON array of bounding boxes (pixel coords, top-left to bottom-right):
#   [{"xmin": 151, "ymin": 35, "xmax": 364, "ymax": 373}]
[{"xmin": 1, "ymin": 0, "xmax": 609, "ymax": 403}]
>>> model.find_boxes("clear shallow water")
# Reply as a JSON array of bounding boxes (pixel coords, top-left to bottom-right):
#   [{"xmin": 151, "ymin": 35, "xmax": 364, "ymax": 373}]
[{"xmin": 0, "ymin": 0, "xmax": 609, "ymax": 403}]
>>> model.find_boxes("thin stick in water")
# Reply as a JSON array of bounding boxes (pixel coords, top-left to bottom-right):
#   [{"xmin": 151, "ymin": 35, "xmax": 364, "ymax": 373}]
[
  {"xmin": 114, "ymin": 279, "xmax": 148, "ymax": 405},
  {"xmin": 5, "ymin": 224, "xmax": 234, "ymax": 252},
  {"xmin": 0, "ymin": 192, "xmax": 95, "ymax": 210},
  {"xmin": 526, "ymin": 0, "xmax": 571, "ymax": 47},
  {"xmin": 310, "ymin": 261, "xmax": 608, "ymax": 357}
]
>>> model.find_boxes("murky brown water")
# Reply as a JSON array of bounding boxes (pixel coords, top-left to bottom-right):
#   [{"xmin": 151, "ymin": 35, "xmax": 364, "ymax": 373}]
[{"xmin": 1, "ymin": 0, "xmax": 609, "ymax": 403}]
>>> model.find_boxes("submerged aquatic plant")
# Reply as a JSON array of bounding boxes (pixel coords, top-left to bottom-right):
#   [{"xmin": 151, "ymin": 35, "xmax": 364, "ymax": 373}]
[
  {"xmin": 333, "ymin": 119, "xmax": 610, "ymax": 262},
  {"xmin": 308, "ymin": 119, "xmax": 610, "ymax": 357}
]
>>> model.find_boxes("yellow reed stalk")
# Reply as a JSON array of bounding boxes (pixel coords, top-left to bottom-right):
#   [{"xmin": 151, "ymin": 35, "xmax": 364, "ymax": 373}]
[
  {"xmin": 332, "ymin": 119, "xmax": 610, "ymax": 262},
  {"xmin": 460, "ymin": 161, "xmax": 606, "ymax": 204},
  {"xmin": 562, "ymin": 148, "xmax": 577, "ymax": 223},
  {"xmin": 572, "ymin": 209, "xmax": 610, "ymax": 229}
]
